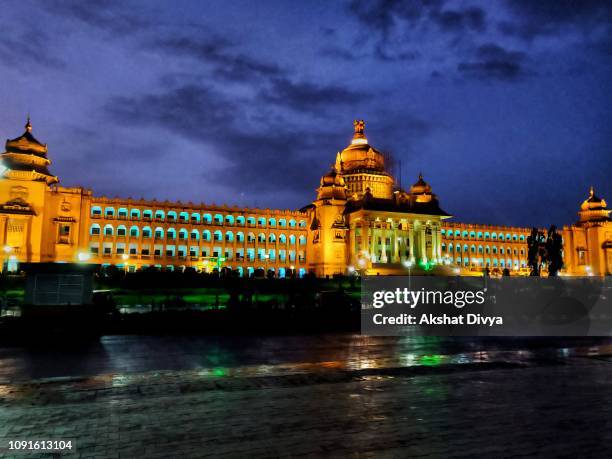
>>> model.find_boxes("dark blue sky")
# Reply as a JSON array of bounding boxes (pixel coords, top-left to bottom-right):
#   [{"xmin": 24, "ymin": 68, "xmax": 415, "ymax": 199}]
[{"xmin": 1, "ymin": 0, "xmax": 610, "ymax": 227}]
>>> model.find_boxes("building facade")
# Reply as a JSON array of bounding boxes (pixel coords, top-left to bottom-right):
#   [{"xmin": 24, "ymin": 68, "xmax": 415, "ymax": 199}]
[{"xmin": 0, "ymin": 119, "xmax": 609, "ymax": 277}]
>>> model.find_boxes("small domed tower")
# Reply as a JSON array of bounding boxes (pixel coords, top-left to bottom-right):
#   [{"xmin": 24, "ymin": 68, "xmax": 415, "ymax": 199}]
[
  {"xmin": 1, "ymin": 118, "xmax": 59, "ymax": 185},
  {"xmin": 307, "ymin": 165, "xmax": 350, "ymax": 277},
  {"xmin": 578, "ymin": 186, "xmax": 610, "ymax": 226}
]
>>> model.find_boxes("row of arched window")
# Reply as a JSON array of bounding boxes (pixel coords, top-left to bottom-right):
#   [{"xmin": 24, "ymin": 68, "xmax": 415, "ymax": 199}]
[
  {"xmin": 452, "ymin": 257, "xmax": 526, "ymax": 268},
  {"xmin": 91, "ymin": 206, "xmax": 306, "ymax": 228},
  {"xmin": 442, "ymin": 243, "xmax": 525, "ymax": 257},
  {"xmin": 90, "ymin": 224, "xmax": 306, "ymax": 244},
  {"xmin": 441, "ymin": 229, "xmax": 525, "ymax": 242}
]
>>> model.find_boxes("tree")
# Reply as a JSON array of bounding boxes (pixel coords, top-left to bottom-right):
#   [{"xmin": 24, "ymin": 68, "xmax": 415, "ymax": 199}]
[
  {"xmin": 546, "ymin": 225, "xmax": 564, "ymax": 277},
  {"xmin": 526, "ymin": 226, "xmax": 564, "ymax": 277}
]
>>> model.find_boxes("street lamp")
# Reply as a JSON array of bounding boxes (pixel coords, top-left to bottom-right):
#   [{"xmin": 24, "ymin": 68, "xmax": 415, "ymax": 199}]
[
  {"xmin": 2, "ymin": 245, "xmax": 12, "ymax": 273},
  {"xmin": 403, "ymin": 259, "xmax": 413, "ymax": 291}
]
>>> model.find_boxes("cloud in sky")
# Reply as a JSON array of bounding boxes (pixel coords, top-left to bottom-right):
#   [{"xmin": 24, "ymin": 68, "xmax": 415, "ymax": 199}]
[{"xmin": 0, "ymin": 0, "xmax": 609, "ymax": 227}]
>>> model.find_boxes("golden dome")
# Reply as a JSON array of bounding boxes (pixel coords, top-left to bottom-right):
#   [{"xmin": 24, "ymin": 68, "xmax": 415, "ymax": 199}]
[
  {"xmin": 336, "ymin": 120, "xmax": 386, "ymax": 173},
  {"xmin": 580, "ymin": 186, "xmax": 607, "ymax": 211},
  {"xmin": 410, "ymin": 173, "xmax": 432, "ymax": 195},
  {"xmin": 5, "ymin": 117, "xmax": 48, "ymax": 156}
]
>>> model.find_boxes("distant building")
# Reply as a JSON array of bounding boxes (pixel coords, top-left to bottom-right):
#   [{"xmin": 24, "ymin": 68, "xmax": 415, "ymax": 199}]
[{"xmin": 0, "ymin": 119, "xmax": 609, "ymax": 277}]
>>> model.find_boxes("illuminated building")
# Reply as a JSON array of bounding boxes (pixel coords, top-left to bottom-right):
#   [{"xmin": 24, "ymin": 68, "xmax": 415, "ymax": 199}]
[{"xmin": 0, "ymin": 119, "xmax": 609, "ymax": 276}]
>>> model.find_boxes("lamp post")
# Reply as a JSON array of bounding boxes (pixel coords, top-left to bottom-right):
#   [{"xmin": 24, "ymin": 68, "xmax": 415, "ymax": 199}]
[
  {"xmin": 2, "ymin": 245, "xmax": 12, "ymax": 273},
  {"xmin": 122, "ymin": 253, "xmax": 129, "ymax": 274},
  {"xmin": 403, "ymin": 259, "xmax": 413, "ymax": 291}
]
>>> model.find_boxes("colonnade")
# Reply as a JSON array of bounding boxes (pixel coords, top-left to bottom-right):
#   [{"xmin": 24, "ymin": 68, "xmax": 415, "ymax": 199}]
[{"xmin": 350, "ymin": 218, "xmax": 442, "ymax": 265}]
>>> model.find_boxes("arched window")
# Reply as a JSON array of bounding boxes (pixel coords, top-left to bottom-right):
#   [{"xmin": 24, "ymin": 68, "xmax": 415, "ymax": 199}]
[
  {"xmin": 213, "ymin": 214, "xmax": 223, "ymax": 225},
  {"xmin": 269, "ymin": 233, "xmax": 276, "ymax": 242},
  {"xmin": 214, "ymin": 230, "xmax": 222, "ymax": 241},
  {"xmin": 167, "ymin": 211, "xmax": 177, "ymax": 222},
  {"xmin": 191, "ymin": 213, "xmax": 201, "ymax": 223},
  {"xmin": 484, "ymin": 232, "xmax": 490, "ymax": 240},
  {"xmin": 257, "ymin": 217, "xmax": 266, "ymax": 227},
  {"xmin": 455, "ymin": 230, "xmax": 460, "ymax": 237},
  {"xmin": 154, "ymin": 227, "xmax": 164, "ymax": 239},
  {"xmin": 268, "ymin": 218, "xmax": 276, "ymax": 227},
  {"xmin": 130, "ymin": 226, "xmax": 139, "ymax": 237},
  {"xmin": 225, "ymin": 215, "xmax": 235, "ymax": 225},
  {"xmin": 226, "ymin": 231, "xmax": 234, "ymax": 242},
  {"xmin": 202, "ymin": 230, "xmax": 211, "ymax": 241},
  {"xmin": 91, "ymin": 206, "xmax": 102, "ymax": 217},
  {"xmin": 491, "ymin": 233, "xmax": 497, "ymax": 240},
  {"xmin": 178, "ymin": 228, "xmax": 188, "ymax": 240},
  {"xmin": 202, "ymin": 213, "xmax": 212, "ymax": 224},
  {"xmin": 104, "ymin": 207, "xmax": 115, "ymax": 218},
  {"xmin": 142, "ymin": 226, "xmax": 152, "ymax": 238},
  {"xmin": 154, "ymin": 210, "xmax": 165, "ymax": 221},
  {"xmin": 289, "ymin": 235, "xmax": 296, "ymax": 245},
  {"xmin": 470, "ymin": 245, "xmax": 476, "ymax": 253},
  {"xmin": 279, "ymin": 234, "xmax": 287, "ymax": 244},
  {"xmin": 190, "ymin": 229, "xmax": 199, "ymax": 240},
  {"xmin": 90, "ymin": 224, "xmax": 101, "ymax": 235},
  {"xmin": 258, "ymin": 233, "xmax": 266, "ymax": 243},
  {"xmin": 143, "ymin": 210, "xmax": 153, "ymax": 220},
  {"xmin": 492, "ymin": 246, "xmax": 498, "ymax": 254},
  {"xmin": 512, "ymin": 234, "xmax": 518, "ymax": 241},
  {"xmin": 236, "ymin": 232, "xmax": 244, "ymax": 242},
  {"xmin": 519, "ymin": 235, "xmax": 525, "ymax": 241},
  {"xmin": 118, "ymin": 208, "xmax": 128, "ymax": 219},
  {"xmin": 469, "ymin": 231, "xmax": 476, "ymax": 239},
  {"xmin": 505, "ymin": 233, "xmax": 511, "ymax": 241},
  {"xmin": 299, "ymin": 235, "xmax": 306, "ymax": 245},
  {"xmin": 289, "ymin": 219, "xmax": 296, "ymax": 228},
  {"xmin": 103, "ymin": 224, "xmax": 114, "ymax": 236},
  {"xmin": 456, "ymin": 244, "xmax": 461, "ymax": 252},
  {"xmin": 179, "ymin": 212, "xmax": 189, "ymax": 222},
  {"xmin": 117, "ymin": 225, "xmax": 127, "ymax": 236},
  {"xmin": 278, "ymin": 219, "xmax": 287, "ymax": 228},
  {"xmin": 478, "ymin": 245, "xmax": 483, "ymax": 254},
  {"xmin": 498, "ymin": 233, "xmax": 504, "ymax": 241},
  {"xmin": 247, "ymin": 217, "xmax": 256, "ymax": 226},
  {"xmin": 167, "ymin": 228, "xmax": 176, "ymax": 239},
  {"xmin": 236, "ymin": 216, "xmax": 245, "ymax": 226},
  {"xmin": 247, "ymin": 232, "xmax": 255, "ymax": 242},
  {"xmin": 462, "ymin": 231, "xmax": 468, "ymax": 238},
  {"xmin": 477, "ymin": 231, "xmax": 483, "ymax": 239},
  {"xmin": 485, "ymin": 246, "xmax": 490, "ymax": 254},
  {"xmin": 299, "ymin": 220, "xmax": 307, "ymax": 228}
]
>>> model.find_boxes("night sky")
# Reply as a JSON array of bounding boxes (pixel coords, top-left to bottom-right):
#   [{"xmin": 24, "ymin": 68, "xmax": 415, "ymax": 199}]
[{"xmin": 1, "ymin": 0, "xmax": 610, "ymax": 228}]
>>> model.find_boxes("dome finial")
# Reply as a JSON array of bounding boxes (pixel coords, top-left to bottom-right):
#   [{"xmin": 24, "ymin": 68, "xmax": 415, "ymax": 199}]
[
  {"xmin": 419, "ymin": 172, "xmax": 423, "ymax": 180},
  {"xmin": 589, "ymin": 185, "xmax": 594, "ymax": 198},
  {"xmin": 351, "ymin": 120, "xmax": 367, "ymax": 144},
  {"xmin": 25, "ymin": 115, "xmax": 32, "ymax": 133}
]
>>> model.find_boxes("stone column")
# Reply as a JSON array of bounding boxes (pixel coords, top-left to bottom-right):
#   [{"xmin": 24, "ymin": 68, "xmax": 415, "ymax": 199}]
[
  {"xmin": 420, "ymin": 224, "xmax": 427, "ymax": 263},
  {"xmin": 349, "ymin": 222, "xmax": 356, "ymax": 265},
  {"xmin": 362, "ymin": 220, "xmax": 370, "ymax": 257},
  {"xmin": 380, "ymin": 225, "xmax": 388, "ymax": 263},
  {"xmin": 392, "ymin": 222, "xmax": 399, "ymax": 263},
  {"xmin": 369, "ymin": 224, "xmax": 376, "ymax": 263},
  {"xmin": 408, "ymin": 223, "xmax": 415, "ymax": 262}
]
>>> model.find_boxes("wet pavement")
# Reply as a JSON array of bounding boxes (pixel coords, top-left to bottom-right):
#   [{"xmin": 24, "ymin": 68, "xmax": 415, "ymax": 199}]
[{"xmin": 1, "ymin": 335, "xmax": 612, "ymax": 457}]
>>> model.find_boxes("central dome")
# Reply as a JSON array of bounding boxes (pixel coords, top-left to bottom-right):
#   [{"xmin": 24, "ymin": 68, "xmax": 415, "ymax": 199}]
[{"xmin": 335, "ymin": 120, "xmax": 387, "ymax": 173}]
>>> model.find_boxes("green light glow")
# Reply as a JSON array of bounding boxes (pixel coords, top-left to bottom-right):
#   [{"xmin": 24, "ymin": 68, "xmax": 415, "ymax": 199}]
[{"xmin": 419, "ymin": 355, "xmax": 442, "ymax": 366}]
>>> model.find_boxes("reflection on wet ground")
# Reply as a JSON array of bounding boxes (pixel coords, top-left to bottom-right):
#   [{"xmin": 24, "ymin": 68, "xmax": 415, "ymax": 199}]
[{"xmin": 1, "ymin": 334, "xmax": 612, "ymax": 384}]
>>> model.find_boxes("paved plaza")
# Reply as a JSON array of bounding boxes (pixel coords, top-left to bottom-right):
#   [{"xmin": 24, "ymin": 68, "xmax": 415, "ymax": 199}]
[{"xmin": 1, "ymin": 340, "xmax": 611, "ymax": 458}]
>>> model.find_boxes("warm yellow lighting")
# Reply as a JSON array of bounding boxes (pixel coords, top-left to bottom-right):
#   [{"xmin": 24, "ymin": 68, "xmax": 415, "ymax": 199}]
[
  {"xmin": 2, "ymin": 245, "xmax": 12, "ymax": 254},
  {"xmin": 77, "ymin": 252, "xmax": 90, "ymax": 262},
  {"xmin": 122, "ymin": 253, "xmax": 129, "ymax": 261}
]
